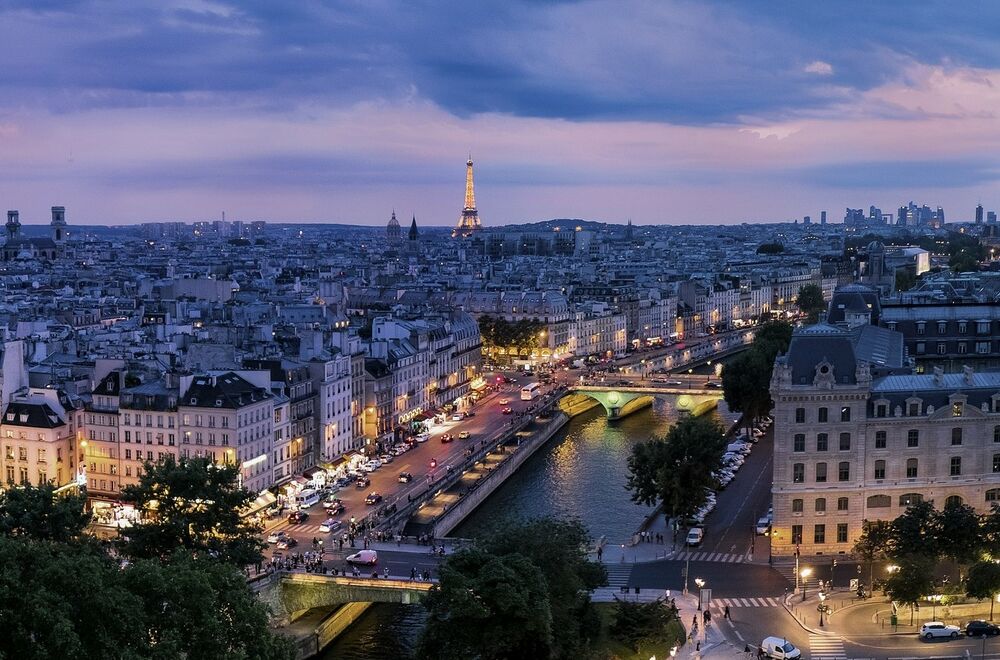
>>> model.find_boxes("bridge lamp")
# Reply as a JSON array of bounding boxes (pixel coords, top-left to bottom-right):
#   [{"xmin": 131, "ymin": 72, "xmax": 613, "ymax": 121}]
[{"xmin": 608, "ymin": 392, "xmax": 620, "ymax": 405}]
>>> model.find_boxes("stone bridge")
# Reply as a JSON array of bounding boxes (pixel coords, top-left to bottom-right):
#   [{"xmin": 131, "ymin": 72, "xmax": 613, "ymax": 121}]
[
  {"xmin": 567, "ymin": 384, "xmax": 723, "ymax": 420},
  {"xmin": 252, "ymin": 571, "xmax": 434, "ymax": 625}
]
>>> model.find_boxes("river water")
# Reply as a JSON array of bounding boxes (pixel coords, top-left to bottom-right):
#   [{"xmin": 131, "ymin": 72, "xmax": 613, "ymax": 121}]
[{"xmin": 322, "ymin": 400, "xmax": 695, "ymax": 658}]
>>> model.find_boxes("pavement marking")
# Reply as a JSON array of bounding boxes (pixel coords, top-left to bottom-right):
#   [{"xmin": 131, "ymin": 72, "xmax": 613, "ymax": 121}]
[
  {"xmin": 808, "ymin": 633, "xmax": 847, "ymax": 660},
  {"xmin": 675, "ymin": 551, "xmax": 746, "ymax": 564},
  {"xmin": 602, "ymin": 564, "xmax": 634, "ymax": 587},
  {"xmin": 716, "ymin": 597, "xmax": 780, "ymax": 608}
]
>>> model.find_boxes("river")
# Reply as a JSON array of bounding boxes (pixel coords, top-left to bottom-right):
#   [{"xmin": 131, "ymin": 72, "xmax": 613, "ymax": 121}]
[{"xmin": 321, "ymin": 400, "xmax": 703, "ymax": 658}]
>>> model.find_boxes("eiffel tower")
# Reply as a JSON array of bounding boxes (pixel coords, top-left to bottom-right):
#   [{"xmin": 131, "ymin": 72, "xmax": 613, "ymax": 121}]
[{"xmin": 455, "ymin": 156, "xmax": 482, "ymax": 236}]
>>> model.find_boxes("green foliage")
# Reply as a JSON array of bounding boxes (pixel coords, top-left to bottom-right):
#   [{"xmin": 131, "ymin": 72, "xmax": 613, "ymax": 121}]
[
  {"xmin": 117, "ymin": 456, "xmax": 263, "ymax": 566},
  {"xmin": 626, "ymin": 416, "xmax": 728, "ymax": 519},
  {"xmin": 418, "ymin": 517, "xmax": 605, "ymax": 660},
  {"xmin": 884, "ymin": 555, "xmax": 936, "ymax": 609},
  {"xmin": 756, "ymin": 242, "xmax": 784, "ymax": 254},
  {"xmin": 0, "ymin": 482, "xmax": 91, "ymax": 543},
  {"xmin": 895, "ymin": 269, "xmax": 917, "ymax": 292},
  {"xmin": 610, "ymin": 597, "xmax": 680, "ymax": 652},
  {"xmin": 853, "ymin": 519, "xmax": 893, "ymax": 564},
  {"xmin": 478, "ymin": 315, "xmax": 546, "ymax": 351},
  {"xmin": 795, "ymin": 284, "xmax": 825, "ymax": 323},
  {"xmin": 890, "ymin": 500, "xmax": 940, "ymax": 559},
  {"xmin": 720, "ymin": 320, "xmax": 792, "ymax": 424},
  {"xmin": 752, "ymin": 320, "xmax": 793, "ymax": 362},
  {"xmin": 965, "ymin": 560, "xmax": 1000, "ymax": 601},
  {"xmin": 936, "ymin": 500, "xmax": 983, "ymax": 565},
  {"xmin": 950, "ymin": 249, "xmax": 981, "ymax": 272}
]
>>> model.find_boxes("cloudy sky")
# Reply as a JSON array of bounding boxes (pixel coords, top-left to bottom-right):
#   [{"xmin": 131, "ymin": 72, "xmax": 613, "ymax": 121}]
[{"xmin": 2, "ymin": 1, "xmax": 1000, "ymax": 226}]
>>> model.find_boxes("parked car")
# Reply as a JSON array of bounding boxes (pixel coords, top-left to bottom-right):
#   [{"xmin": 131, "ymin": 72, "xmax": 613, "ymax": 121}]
[
  {"xmin": 415, "ymin": 433, "xmax": 430, "ymax": 443},
  {"xmin": 967, "ymin": 620, "xmax": 1000, "ymax": 636},
  {"xmin": 287, "ymin": 511, "xmax": 308, "ymax": 524},
  {"xmin": 320, "ymin": 518, "xmax": 343, "ymax": 533},
  {"xmin": 760, "ymin": 637, "xmax": 801, "ymax": 659},
  {"xmin": 398, "ymin": 472, "xmax": 413, "ymax": 483},
  {"xmin": 686, "ymin": 527, "xmax": 704, "ymax": 546},
  {"xmin": 346, "ymin": 549, "xmax": 378, "ymax": 565},
  {"xmin": 755, "ymin": 517, "xmax": 772, "ymax": 535},
  {"xmin": 267, "ymin": 530, "xmax": 288, "ymax": 544},
  {"xmin": 451, "ymin": 412, "xmax": 465, "ymax": 421},
  {"xmin": 364, "ymin": 492, "xmax": 383, "ymax": 505},
  {"xmin": 920, "ymin": 622, "xmax": 961, "ymax": 639}
]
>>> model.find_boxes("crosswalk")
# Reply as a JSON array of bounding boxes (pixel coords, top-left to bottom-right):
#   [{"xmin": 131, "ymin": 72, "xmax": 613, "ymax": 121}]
[
  {"xmin": 809, "ymin": 634, "xmax": 847, "ymax": 660},
  {"xmin": 603, "ymin": 564, "xmax": 633, "ymax": 588},
  {"xmin": 672, "ymin": 550, "xmax": 746, "ymax": 563},
  {"xmin": 712, "ymin": 596, "xmax": 781, "ymax": 608}
]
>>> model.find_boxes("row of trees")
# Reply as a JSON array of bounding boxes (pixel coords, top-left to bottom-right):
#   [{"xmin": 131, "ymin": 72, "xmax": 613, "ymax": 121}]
[
  {"xmin": 721, "ymin": 320, "xmax": 793, "ymax": 431},
  {"xmin": 478, "ymin": 315, "xmax": 547, "ymax": 351},
  {"xmin": 0, "ymin": 457, "xmax": 294, "ymax": 659},
  {"xmin": 854, "ymin": 500, "xmax": 1000, "ymax": 619}
]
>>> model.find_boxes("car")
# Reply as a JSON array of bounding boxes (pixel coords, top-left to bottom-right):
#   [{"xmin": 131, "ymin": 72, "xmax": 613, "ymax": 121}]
[
  {"xmin": 458, "ymin": 431, "xmax": 471, "ymax": 440},
  {"xmin": 686, "ymin": 527, "xmax": 704, "ymax": 546},
  {"xmin": 415, "ymin": 434, "xmax": 429, "ymax": 443},
  {"xmin": 502, "ymin": 407, "xmax": 513, "ymax": 415},
  {"xmin": 967, "ymin": 620, "xmax": 1000, "ymax": 636},
  {"xmin": 429, "ymin": 458, "xmax": 438, "ymax": 469},
  {"xmin": 324, "ymin": 501, "xmax": 345, "ymax": 516},
  {"xmin": 346, "ymin": 549, "xmax": 378, "ymax": 565},
  {"xmin": 760, "ymin": 637, "xmax": 801, "ymax": 659},
  {"xmin": 664, "ymin": 379, "xmax": 684, "ymax": 386},
  {"xmin": 706, "ymin": 381, "xmax": 724, "ymax": 389},
  {"xmin": 920, "ymin": 622, "xmax": 961, "ymax": 639},
  {"xmin": 379, "ymin": 454, "xmax": 393, "ymax": 464},
  {"xmin": 451, "ymin": 413, "xmax": 465, "ymax": 421},
  {"xmin": 364, "ymin": 492, "xmax": 383, "ymax": 505},
  {"xmin": 498, "ymin": 398, "xmax": 510, "ymax": 405},
  {"xmin": 320, "ymin": 518, "xmax": 343, "ymax": 533},
  {"xmin": 276, "ymin": 537, "xmax": 298, "ymax": 550},
  {"xmin": 398, "ymin": 472, "xmax": 413, "ymax": 483},
  {"xmin": 355, "ymin": 476, "xmax": 371, "ymax": 488},
  {"xmin": 266, "ymin": 530, "xmax": 287, "ymax": 544},
  {"xmin": 755, "ymin": 517, "xmax": 772, "ymax": 535},
  {"xmin": 440, "ymin": 433, "xmax": 454, "ymax": 443},
  {"xmin": 287, "ymin": 511, "xmax": 308, "ymax": 524}
]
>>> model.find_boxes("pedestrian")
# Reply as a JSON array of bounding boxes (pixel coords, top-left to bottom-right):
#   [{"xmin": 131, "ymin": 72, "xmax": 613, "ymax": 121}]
[
  {"xmin": 597, "ymin": 546, "xmax": 603, "ymax": 562},
  {"xmin": 410, "ymin": 567, "xmax": 417, "ymax": 581},
  {"xmin": 724, "ymin": 605, "xmax": 731, "ymax": 620}
]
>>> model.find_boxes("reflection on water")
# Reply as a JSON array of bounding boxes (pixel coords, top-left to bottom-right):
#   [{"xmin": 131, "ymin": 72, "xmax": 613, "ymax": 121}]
[{"xmin": 324, "ymin": 402, "xmax": 689, "ymax": 658}]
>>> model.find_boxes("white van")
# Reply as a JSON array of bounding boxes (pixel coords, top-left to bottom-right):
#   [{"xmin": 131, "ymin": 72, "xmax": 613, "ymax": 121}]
[
  {"xmin": 760, "ymin": 637, "xmax": 801, "ymax": 659},
  {"xmin": 297, "ymin": 489, "xmax": 320, "ymax": 510}
]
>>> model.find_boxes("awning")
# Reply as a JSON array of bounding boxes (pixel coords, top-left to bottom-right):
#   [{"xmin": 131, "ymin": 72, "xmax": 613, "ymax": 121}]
[
  {"xmin": 241, "ymin": 490, "xmax": 278, "ymax": 518},
  {"xmin": 470, "ymin": 377, "xmax": 487, "ymax": 391},
  {"xmin": 303, "ymin": 467, "xmax": 325, "ymax": 478}
]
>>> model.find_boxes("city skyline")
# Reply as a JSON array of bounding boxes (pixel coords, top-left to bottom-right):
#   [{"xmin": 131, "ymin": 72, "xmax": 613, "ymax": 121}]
[{"xmin": 3, "ymin": 2, "xmax": 1000, "ymax": 225}]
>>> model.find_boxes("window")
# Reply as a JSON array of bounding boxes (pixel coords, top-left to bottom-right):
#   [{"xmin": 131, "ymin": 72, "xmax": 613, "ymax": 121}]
[
  {"xmin": 818, "ymin": 407, "xmax": 828, "ymax": 423},
  {"xmin": 792, "ymin": 498, "xmax": 803, "ymax": 513},
  {"xmin": 815, "ymin": 497, "xmax": 826, "ymax": 512},
  {"xmin": 979, "ymin": 320, "xmax": 991, "ymax": 334},
  {"xmin": 793, "ymin": 434, "xmax": 805, "ymax": 452},
  {"xmin": 907, "ymin": 429, "xmax": 919, "ymax": 447},
  {"xmin": 839, "ymin": 433, "xmax": 851, "ymax": 451},
  {"xmin": 840, "ymin": 406, "xmax": 851, "ymax": 422},
  {"xmin": 916, "ymin": 322, "xmax": 926, "ymax": 335},
  {"xmin": 946, "ymin": 495, "xmax": 964, "ymax": 508},
  {"xmin": 815, "ymin": 462, "xmax": 827, "ymax": 483},
  {"xmin": 838, "ymin": 461, "xmax": 850, "ymax": 481},
  {"xmin": 906, "ymin": 458, "xmax": 918, "ymax": 478},
  {"xmin": 837, "ymin": 523, "xmax": 848, "ymax": 543},
  {"xmin": 987, "ymin": 489, "xmax": 1000, "ymax": 503},
  {"xmin": 938, "ymin": 321, "xmax": 947, "ymax": 334},
  {"xmin": 952, "ymin": 402, "xmax": 964, "ymax": 417},
  {"xmin": 950, "ymin": 456, "xmax": 962, "ymax": 476},
  {"xmin": 876, "ymin": 404, "xmax": 887, "ymax": 418},
  {"xmin": 978, "ymin": 341, "xmax": 991, "ymax": 354},
  {"xmin": 814, "ymin": 524, "xmax": 826, "ymax": 544},
  {"xmin": 992, "ymin": 454, "xmax": 1000, "ymax": 473},
  {"xmin": 899, "ymin": 493, "xmax": 922, "ymax": 507},
  {"xmin": 996, "ymin": 425, "xmax": 1000, "ymax": 443},
  {"xmin": 874, "ymin": 460, "xmax": 886, "ymax": 480},
  {"xmin": 908, "ymin": 403, "xmax": 920, "ymax": 416},
  {"xmin": 837, "ymin": 497, "xmax": 849, "ymax": 511},
  {"xmin": 816, "ymin": 433, "xmax": 828, "ymax": 451},
  {"xmin": 952, "ymin": 427, "xmax": 963, "ymax": 445},
  {"xmin": 867, "ymin": 494, "xmax": 891, "ymax": 508},
  {"xmin": 795, "ymin": 408, "xmax": 805, "ymax": 423},
  {"xmin": 959, "ymin": 342, "xmax": 968, "ymax": 354},
  {"xmin": 791, "ymin": 525, "xmax": 803, "ymax": 545},
  {"xmin": 959, "ymin": 321, "xmax": 968, "ymax": 334},
  {"xmin": 937, "ymin": 342, "xmax": 947, "ymax": 355},
  {"xmin": 874, "ymin": 431, "xmax": 887, "ymax": 449},
  {"xmin": 916, "ymin": 342, "xmax": 926, "ymax": 354},
  {"xmin": 793, "ymin": 463, "xmax": 804, "ymax": 483}
]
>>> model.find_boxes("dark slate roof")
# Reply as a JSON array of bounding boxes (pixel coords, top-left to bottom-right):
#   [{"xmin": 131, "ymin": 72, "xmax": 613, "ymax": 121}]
[
  {"xmin": 782, "ymin": 323, "xmax": 905, "ymax": 386},
  {"xmin": 869, "ymin": 372, "xmax": 1000, "ymax": 415},
  {"xmin": 3, "ymin": 402, "xmax": 65, "ymax": 428},
  {"xmin": 92, "ymin": 371, "xmax": 121, "ymax": 397},
  {"xmin": 826, "ymin": 284, "xmax": 881, "ymax": 325},
  {"xmin": 183, "ymin": 372, "xmax": 271, "ymax": 409}
]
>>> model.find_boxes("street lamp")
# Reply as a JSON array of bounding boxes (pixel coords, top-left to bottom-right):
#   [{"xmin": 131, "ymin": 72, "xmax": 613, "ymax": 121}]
[
  {"xmin": 800, "ymin": 567, "xmax": 812, "ymax": 601},
  {"xmin": 818, "ymin": 592, "xmax": 827, "ymax": 627},
  {"xmin": 695, "ymin": 578, "xmax": 705, "ymax": 610}
]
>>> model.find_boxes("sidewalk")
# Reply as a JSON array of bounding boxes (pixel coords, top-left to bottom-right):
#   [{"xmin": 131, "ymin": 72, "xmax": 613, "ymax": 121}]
[{"xmin": 675, "ymin": 593, "xmax": 747, "ymax": 660}]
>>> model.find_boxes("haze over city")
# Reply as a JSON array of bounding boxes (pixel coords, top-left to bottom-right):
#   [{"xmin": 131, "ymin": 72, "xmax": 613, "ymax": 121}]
[{"xmin": 3, "ymin": 1, "xmax": 1000, "ymax": 225}]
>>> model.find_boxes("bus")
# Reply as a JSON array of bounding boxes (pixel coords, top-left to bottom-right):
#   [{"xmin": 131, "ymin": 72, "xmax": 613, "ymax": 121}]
[{"xmin": 520, "ymin": 382, "xmax": 541, "ymax": 401}]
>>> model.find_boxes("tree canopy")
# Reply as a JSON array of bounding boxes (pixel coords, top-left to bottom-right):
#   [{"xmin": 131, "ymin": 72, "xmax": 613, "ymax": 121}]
[
  {"xmin": 418, "ymin": 517, "xmax": 605, "ymax": 660},
  {"xmin": 478, "ymin": 315, "xmax": 546, "ymax": 351},
  {"xmin": 795, "ymin": 283, "xmax": 825, "ymax": 323},
  {"xmin": 117, "ymin": 455, "xmax": 263, "ymax": 566},
  {"xmin": 0, "ymin": 482, "xmax": 91, "ymax": 543},
  {"xmin": 756, "ymin": 242, "xmax": 784, "ymax": 254},
  {"xmin": 721, "ymin": 320, "xmax": 793, "ymax": 425}
]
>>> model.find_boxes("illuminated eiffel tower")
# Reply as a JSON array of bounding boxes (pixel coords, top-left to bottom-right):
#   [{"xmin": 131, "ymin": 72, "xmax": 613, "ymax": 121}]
[{"xmin": 455, "ymin": 156, "xmax": 482, "ymax": 236}]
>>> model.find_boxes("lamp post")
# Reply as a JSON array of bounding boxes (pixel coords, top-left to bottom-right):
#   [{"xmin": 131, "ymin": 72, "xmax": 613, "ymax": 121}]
[
  {"xmin": 695, "ymin": 578, "xmax": 705, "ymax": 610},
  {"xmin": 819, "ymin": 592, "xmax": 827, "ymax": 627},
  {"xmin": 800, "ymin": 567, "xmax": 812, "ymax": 602}
]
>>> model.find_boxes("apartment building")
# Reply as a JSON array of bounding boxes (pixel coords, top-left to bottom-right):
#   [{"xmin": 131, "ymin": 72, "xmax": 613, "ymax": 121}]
[{"xmin": 1, "ymin": 388, "xmax": 80, "ymax": 489}]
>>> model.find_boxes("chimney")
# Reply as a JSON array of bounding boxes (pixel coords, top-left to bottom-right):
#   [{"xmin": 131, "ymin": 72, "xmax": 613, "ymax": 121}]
[
  {"xmin": 933, "ymin": 366, "xmax": 944, "ymax": 386},
  {"xmin": 963, "ymin": 365, "xmax": 974, "ymax": 386}
]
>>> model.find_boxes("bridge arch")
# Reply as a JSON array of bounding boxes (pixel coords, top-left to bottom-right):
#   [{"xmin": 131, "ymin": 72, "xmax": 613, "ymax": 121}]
[{"xmin": 566, "ymin": 386, "xmax": 723, "ymax": 420}]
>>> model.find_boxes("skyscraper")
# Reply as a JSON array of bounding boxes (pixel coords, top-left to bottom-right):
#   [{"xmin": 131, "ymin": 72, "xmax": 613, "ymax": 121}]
[
  {"xmin": 455, "ymin": 156, "xmax": 482, "ymax": 235},
  {"xmin": 976, "ymin": 204, "xmax": 984, "ymax": 224},
  {"xmin": 820, "ymin": 211, "xmax": 827, "ymax": 225}
]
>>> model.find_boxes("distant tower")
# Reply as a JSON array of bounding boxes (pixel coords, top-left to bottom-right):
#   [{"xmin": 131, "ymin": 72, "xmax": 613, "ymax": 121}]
[
  {"xmin": 455, "ymin": 155, "xmax": 482, "ymax": 235},
  {"xmin": 407, "ymin": 215, "xmax": 420, "ymax": 255},
  {"xmin": 5, "ymin": 211, "xmax": 20, "ymax": 241},
  {"xmin": 976, "ymin": 204, "xmax": 984, "ymax": 224},
  {"xmin": 386, "ymin": 210, "xmax": 401, "ymax": 248},
  {"xmin": 624, "ymin": 218, "xmax": 633, "ymax": 241},
  {"xmin": 51, "ymin": 206, "xmax": 66, "ymax": 245},
  {"xmin": 820, "ymin": 211, "xmax": 827, "ymax": 225}
]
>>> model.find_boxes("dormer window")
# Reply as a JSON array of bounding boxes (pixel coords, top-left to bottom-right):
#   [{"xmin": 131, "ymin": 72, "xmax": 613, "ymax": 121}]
[
  {"xmin": 215, "ymin": 400, "xmax": 223, "ymax": 407},
  {"xmin": 5, "ymin": 413, "xmax": 12, "ymax": 421},
  {"xmin": 106, "ymin": 381, "xmax": 114, "ymax": 392},
  {"xmin": 952, "ymin": 402, "xmax": 964, "ymax": 417},
  {"xmin": 916, "ymin": 322, "xmax": 926, "ymax": 335},
  {"xmin": 189, "ymin": 398, "xmax": 197, "ymax": 405}
]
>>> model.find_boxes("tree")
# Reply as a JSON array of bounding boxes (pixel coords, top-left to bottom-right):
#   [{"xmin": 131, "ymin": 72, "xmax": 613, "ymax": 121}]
[
  {"xmin": 966, "ymin": 560, "xmax": 1000, "ymax": 621},
  {"xmin": 795, "ymin": 284, "xmax": 826, "ymax": 323},
  {"xmin": 752, "ymin": 320, "xmax": 793, "ymax": 363},
  {"xmin": 935, "ymin": 500, "xmax": 983, "ymax": 566},
  {"xmin": 117, "ymin": 456, "xmax": 263, "ymax": 566},
  {"xmin": 626, "ymin": 416, "xmax": 728, "ymax": 521},
  {"xmin": 981, "ymin": 504, "xmax": 1000, "ymax": 559},
  {"xmin": 756, "ymin": 242, "xmax": 784, "ymax": 255},
  {"xmin": 884, "ymin": 555, "xmax": 936, "ymax": 624},
  {"xmin": 890, "ymin": 500, "xmax": 940, "ymax": 560},
  {"xmin": 895, "ymin": 269, "xmax": 917, "ymax": 292},
  {"xmin": 721, "ymin": 348, "xmax": 773, "ymax": 427},
  {"xmin": 853, "ymin": 519, "xmax": 893, "ymax": 590},
  {"xmin": 419, "ymin": 518, "xmax": 604, "ymax": 660},
  {"xmin": 0, "ymin": 482, "xmax": 91, "ymax": 543},
  {"xmin": 611, "ymin": 597, "xmax": 680, "ymax": 652}
]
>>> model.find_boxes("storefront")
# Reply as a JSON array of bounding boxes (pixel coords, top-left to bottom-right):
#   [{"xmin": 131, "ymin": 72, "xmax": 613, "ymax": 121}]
[{"xmin": 91, "ymin": 500, "xmax": 139, "ymax": 528}]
